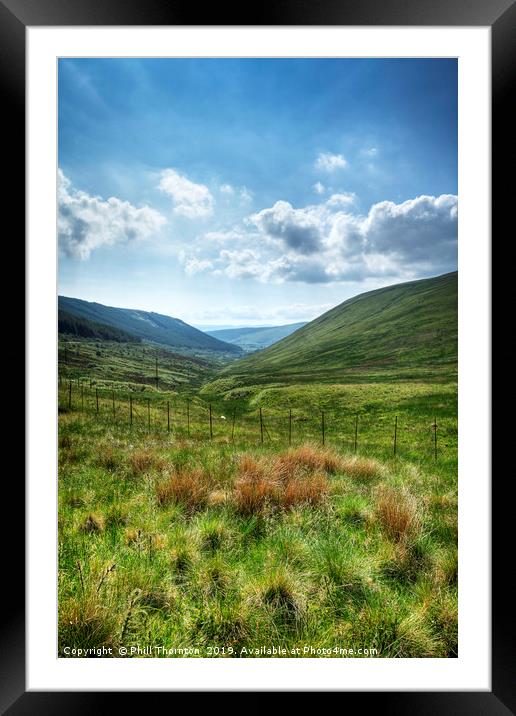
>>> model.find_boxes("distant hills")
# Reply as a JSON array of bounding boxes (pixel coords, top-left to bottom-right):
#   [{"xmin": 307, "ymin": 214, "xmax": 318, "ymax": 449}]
[
  {"xmin": 58, "ymin": 296, "xmax": 242, "ymax": 355},
  {"xmin": 217, "ymin": 272, "xmax": 458, "ymax": 384},
  {"xmin": 207, "ymin": 322, "xmax": 307, "ymax": 352}
]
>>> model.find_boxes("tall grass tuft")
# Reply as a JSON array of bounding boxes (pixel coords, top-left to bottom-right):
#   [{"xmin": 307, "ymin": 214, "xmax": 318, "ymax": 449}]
[
  {"xmin": 374, "ymin": 485, "xmax": 420, "ymax": 542},
  {"xmin": 156, "ymin": 467, "xmax": 209, "ymax": 510}
]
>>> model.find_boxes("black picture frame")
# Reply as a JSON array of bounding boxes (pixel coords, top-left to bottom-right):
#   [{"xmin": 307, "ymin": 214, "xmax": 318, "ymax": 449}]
[{"xmin": 6, "ymin": 0, "xmax": 509, "ymax": 709}]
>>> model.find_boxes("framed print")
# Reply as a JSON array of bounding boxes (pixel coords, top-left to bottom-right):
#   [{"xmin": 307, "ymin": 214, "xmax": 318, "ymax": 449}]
[{"xmin": 5, "ymin": 0, "xmax": 511, "ymax": 708}]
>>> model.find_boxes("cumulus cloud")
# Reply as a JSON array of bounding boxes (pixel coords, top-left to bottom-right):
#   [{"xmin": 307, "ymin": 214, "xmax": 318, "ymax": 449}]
[
  {"xmin": 313, "ymin": 181, "xmax": 326, "ymax": 195},
  {"xmin": 159, "ymin": 168, "xmax": 214, "ymax": 218},
  {"xmin": 315, "ymin": 152, "xmax": 348, "ymax": 172},
  {"xmin": 181, "ymin": 192, "xmax": 457, "ymax": 285},
  {"xmin": 58, "ymin": 170, "xmax": 166, "ymax": 260},
  {"xmin": 249, "ymin": 200, "xmax": 323, "ymax": 254},
  {"xmin": 325, "ymin": 192, "xmax": 356, "ymax": 208}
]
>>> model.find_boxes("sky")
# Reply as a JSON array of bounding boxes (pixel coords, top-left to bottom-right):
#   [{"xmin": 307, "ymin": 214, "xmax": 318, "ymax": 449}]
[{"xmin": 58, "ymin": 58, "xmax": 457, "ymax": 327}]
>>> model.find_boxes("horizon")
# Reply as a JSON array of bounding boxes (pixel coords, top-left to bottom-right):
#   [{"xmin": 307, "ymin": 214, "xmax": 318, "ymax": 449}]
[
  {"xmin": 58, "ymin": 269, "xmax": 456, "ymax": 329},
  {"xmin": 58, "ymin": 58, "xmax": 457, "ymax": 326}
]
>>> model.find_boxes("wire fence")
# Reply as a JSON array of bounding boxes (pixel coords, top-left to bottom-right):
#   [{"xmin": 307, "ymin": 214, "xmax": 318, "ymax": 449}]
[{"xmin": 58, "ymin": 379, "xmax": 457, "ymax": 461}]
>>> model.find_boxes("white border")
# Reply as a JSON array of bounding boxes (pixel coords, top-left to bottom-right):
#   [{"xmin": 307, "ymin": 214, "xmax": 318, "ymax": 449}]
[{"xmin": 27, "ymin": 26, "xmax": 490, "ymax": 691}]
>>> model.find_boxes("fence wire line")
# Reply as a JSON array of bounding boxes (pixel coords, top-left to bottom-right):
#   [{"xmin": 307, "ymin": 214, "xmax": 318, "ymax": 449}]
[{"xmin": 58, "ymin": 383, "xmax": 456, "ymax": 458}]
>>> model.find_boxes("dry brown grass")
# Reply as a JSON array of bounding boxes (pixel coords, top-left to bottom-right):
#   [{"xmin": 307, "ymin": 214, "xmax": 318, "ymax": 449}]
[
  {"xmin": 274, "ymin": 444, "xmax": 343, "ymax": 478},
  {"xmin": 96, "ymin": 444, "xmax": 119, "ymax": 471},
  {"xmin": 234, "ymin": 455, "xmax": 278, "ymax": 515},
  {"xmin": 233, "ymin": 451, "xmax": 329, "ymax": 514},
  {"xmin": 375, "ymin": 486, "xmax": 420, "ymax": 542},
  {"xmin": 156, "ymin": 467, "xmax": 209, "ymax": 510},
  {"xmin": 281, "ymin": 472, "xmax": 329, "ymax": 509},
  {"xmin": 129, "ymin": 449, "xmax": 165, "ymax": 476},
  {"xmin": 81, "ymin": 513, "xmax": 105, "ymax": 534},
  {"xmin": 341, "ymin": 456, "xmax": 382, "ymax": 481}
]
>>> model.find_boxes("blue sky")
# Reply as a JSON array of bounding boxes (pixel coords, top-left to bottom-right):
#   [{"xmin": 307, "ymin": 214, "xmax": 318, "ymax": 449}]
[{"xmin": 58, "ymin": 58, "xmax": 457, "ymax": 326}]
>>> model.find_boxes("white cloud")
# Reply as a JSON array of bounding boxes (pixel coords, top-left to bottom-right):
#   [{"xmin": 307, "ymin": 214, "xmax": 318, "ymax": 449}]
[
  {"xmin": 325, "ymin": 192, "xmax": 356, "ymax": 208},
  {"xmin": 181, "ymin": 193, "xmax": 457, "ymax": 285},
  {"xmin": 195, "ymin": 302, "xmax": 334, "ymax": 324},
  {"xmin": 249, "ymin": 200, "xmax": 323, "ymax": 255},
  {"xmin": 315, "ymin": 152, "xmax": 348, "ymax": 172},
  {"xmin": 184, "ymin": 257, "xmax": 215, "ymax": 275},
  {"xmin": 240, "ymin": 187, "xmax": 253, "ymax": 203},
  {"xmin": 159, "ymin": 168, "xmax": 214, "ymax": 219},
  {"xmin": 313, "ymin": 181, "xmax": 326, "ymax": 195},
  {"xmin": 58, "ymin": 170, "xmax": 166, "ymax": 260},
  {"xmin": 219, "ymin": 183, "xmax": 235, "ymax": 195}
]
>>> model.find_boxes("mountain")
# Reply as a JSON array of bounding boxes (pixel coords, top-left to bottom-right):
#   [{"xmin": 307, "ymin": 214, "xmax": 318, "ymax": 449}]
[
  {"xmin": 206, "ymin": 322, "xmax": 307, "ymax": 351},
  {"xmin": 218, "ymin": 272, "xmax": 457, "ymax": 384},
  {"xmin": 59, "ymin": 309, "xmax": 141, "ymax": 343},
  {"xmin": 58, "ymin": 296, "xmax": 242, "ymax": 355}
]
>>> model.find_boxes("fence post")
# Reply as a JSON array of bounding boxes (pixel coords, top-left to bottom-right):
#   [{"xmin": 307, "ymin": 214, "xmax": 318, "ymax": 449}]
[
  {"xmin": 288, "ymin": 408, "xmax": 292, "ymax": 446},
  {"xmin": 321, "ymin": 411, "xmax": 325, "ymax": 446},
  {"xmin": 209, "ymin": 404, "xmax": 213, "ymax": 440},
  {"xmin": 231, "ymin": 407, "xmax": 236, "ymax": 442},
  {"xmin": 259, "ymin": 408, "xmax": 264, "ymax": 444},
  {"xmin": 393, "ymin": 415, "xmax": 398, "ymax": 456},
  {"xmin": 354, "ymin": 414, "xmax": 359, "ymax": 454},
  {"xmin": 433, "ymin": 417, "xmax": 438, "ymax": 459}
]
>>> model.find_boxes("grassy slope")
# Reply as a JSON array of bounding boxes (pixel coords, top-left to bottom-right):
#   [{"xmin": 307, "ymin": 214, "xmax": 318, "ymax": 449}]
[
  {"xmin": 59, "ymin": 309, "xmax": 142, "ymax": 343},
  {"xmin": 59, "ymin": 296, "xmax": 242, "ymax": 355},
  {"xmin": 217, "ymin": 272, "xmax": 457, "ymax": 385},
  {"xmin": 59, "ymin": 338, "xmax": 220, "ymax": 392},
  {"xmin": 207, "ymin": 322, "xmax": 307, "ymax": 351}
]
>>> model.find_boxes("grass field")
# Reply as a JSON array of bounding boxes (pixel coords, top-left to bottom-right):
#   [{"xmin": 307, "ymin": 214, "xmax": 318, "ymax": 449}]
[{"xmin": 58, "ymin": 342, "xmax": 457, "ymax": 658}]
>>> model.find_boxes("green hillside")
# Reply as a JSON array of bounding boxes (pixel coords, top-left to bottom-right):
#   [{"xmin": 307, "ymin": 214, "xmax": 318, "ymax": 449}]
[
  {"xmin": 58, "ymin": 296, "xmax": 242, "ymax": 356},
  {"xmin": 59, "ymin": 309, "xmax": 141, "ymax": 343},
  {"xmin": 217, "ymin": 272, "xmax": 457, "ymax": 386},
  {"xmin": 207, "ymin": 322, "xmax": 307, "ymax": 351}
]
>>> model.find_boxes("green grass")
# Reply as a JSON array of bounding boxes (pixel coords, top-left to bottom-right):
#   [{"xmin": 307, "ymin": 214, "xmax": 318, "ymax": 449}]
[
  {"xmin": 212, "ymin": 272, "xmax": 457, "ymax": 386},
  {"xmin": 58, "ymin": 379, "xmax": 457, "ymax": 658},
  {"xmin": 57, "ymin": 272, "xmax": 457, "ymax": 658}
]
